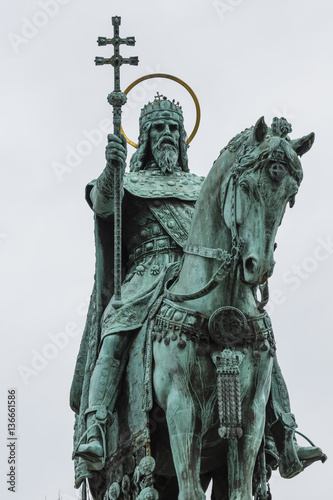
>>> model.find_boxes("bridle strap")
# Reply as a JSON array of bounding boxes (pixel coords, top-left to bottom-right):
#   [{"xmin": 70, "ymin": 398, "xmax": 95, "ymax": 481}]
[
  {"xmin": 165, "ymin": 256, "xmax": 233, "ymax": 302},
  {"xmin": 183, "ymin": 244, "xmax": 231, "ymax": 261},
  {"xmin": 224, "ymin": 173, "xmax": 240, "ymax": 244},
  {"xmin": 165, "ymin": 238, "xmax": 243, "ymax": 302}
]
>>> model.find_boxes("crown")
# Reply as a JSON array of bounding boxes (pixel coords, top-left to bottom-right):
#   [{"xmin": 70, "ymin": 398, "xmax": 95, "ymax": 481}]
[{"xmin": 139, "ymin": 93, "xmax": 184, "ymax": 127}]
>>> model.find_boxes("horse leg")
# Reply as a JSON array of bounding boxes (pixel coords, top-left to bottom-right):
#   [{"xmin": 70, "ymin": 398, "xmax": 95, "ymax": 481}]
[
  {"xmin": 227, "ymin": 432, "xmax": 263, "ymax": 500},
  {"xmin": 165, "ymin": 388, "xmax": 206, "ymax": 500},
  {"xmin": 228, "ymin": 359, "xmax": 272, "ymax": 500}
]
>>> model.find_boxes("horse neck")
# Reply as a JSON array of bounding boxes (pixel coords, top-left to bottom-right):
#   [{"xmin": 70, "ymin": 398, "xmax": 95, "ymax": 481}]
[
  {"xmin": 173, "ymin": 152, "xmax": 259, "ymax": 317},
  {"xmin": 187, "ymin": 155, "xmax": 231, "ymax": 254}
]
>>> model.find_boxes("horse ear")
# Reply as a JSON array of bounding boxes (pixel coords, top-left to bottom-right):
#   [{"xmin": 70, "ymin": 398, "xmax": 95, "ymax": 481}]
[
  {"xmin": 290, "ymin": 132, "xmax": 315, "ymax": 157},
  {"xmin": 254, "ymin": 116, "xmax": 268, "ymax": 143}
]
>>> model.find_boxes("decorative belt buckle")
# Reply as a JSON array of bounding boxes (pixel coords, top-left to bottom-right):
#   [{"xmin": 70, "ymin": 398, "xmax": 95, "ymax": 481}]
[{"xmin": 208, "ymin": 306, "xmax": 248, "ymax": 347}]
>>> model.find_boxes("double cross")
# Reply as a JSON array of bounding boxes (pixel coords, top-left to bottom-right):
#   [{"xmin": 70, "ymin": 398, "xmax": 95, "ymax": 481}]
[{"xmin": 95, "ymin": 16, "xmax": 138, "ymax": 134}]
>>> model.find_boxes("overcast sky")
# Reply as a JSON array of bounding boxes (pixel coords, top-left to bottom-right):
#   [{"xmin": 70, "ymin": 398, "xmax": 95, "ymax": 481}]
[{"xmin": 1, "ymin": 0, "xmax": 332, "ymax": 499}]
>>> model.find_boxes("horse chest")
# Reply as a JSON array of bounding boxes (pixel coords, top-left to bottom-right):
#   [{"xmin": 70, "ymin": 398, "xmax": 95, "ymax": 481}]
[{"xmin": 153, "ymin": 342, "xmax": 217, "ymax": 406}]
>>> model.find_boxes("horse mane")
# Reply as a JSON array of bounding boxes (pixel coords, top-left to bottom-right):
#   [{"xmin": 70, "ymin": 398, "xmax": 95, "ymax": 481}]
[{"xmin": 226, "ymin": 127, "xmax": 254, "ymax": 153}]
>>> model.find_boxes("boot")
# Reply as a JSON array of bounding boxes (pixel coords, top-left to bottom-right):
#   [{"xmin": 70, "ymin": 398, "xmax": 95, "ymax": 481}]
[
  {"xmin": 295, "ymin": 440, "xmax": 327, "ymax": 470},
  {"xmin": 269, "ymin": 413, "xmax": 325, "ymax": 478},
  {"xmin": 75, "ymin": 407, "xmax": 108, "ymax": 471},
  {"xmin": 277, "ymin": 420, "xmax": 303, "ymax": 479},
  {"xmin": 75, "ymin": 334, "xmax": 133, "ymax": 470},
  {"xmin": 268, "ymin": 357, "xmax": 326, "ymax": 478}
]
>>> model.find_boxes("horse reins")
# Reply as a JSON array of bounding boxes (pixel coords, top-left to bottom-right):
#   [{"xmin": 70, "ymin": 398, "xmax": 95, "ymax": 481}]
[{"xmin": 165, "ymin": 172, "xmax": 244, "ymax": 302}]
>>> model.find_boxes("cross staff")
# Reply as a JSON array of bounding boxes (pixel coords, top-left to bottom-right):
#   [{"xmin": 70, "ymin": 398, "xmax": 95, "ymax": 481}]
[{"xmin": 95, "ymin": 16, "xmax": 139, "ymax": 309}]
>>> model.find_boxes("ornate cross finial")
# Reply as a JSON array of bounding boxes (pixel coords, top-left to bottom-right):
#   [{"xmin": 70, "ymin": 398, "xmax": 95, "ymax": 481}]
[
  {"xmin": 95, "ymin": 16, "xmax": 139, "ymax": 134},
  {"xmin": 95, "ymin": 16, "xmax": 138, "ymax": 84}
]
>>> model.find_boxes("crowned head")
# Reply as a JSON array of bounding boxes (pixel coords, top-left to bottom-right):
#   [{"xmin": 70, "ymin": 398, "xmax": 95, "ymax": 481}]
[{"xmin": 129, "ymin": 94, "xmax": 189, "ymax": 173}]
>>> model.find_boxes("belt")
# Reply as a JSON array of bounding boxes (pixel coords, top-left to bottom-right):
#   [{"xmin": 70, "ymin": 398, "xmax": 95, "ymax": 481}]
[{"xmin": 128, "ymin": 236, "xmax": 181, "ymax": 266}]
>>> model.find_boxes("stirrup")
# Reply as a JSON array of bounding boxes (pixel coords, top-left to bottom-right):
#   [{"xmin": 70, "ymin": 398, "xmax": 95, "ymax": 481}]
[{"xmin": 279, "ymin": 429, "xmax": 327, "ymax": 479}]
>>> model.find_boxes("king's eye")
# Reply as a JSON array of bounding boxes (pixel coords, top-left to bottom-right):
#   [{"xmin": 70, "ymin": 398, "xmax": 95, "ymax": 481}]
[
  {"xmin": 154, "ymin": 123, "xmax": 164, "ymax": 132},
  {"xmin": 269, "ymin": 162, "xmax": 286, "ymax": 181}
]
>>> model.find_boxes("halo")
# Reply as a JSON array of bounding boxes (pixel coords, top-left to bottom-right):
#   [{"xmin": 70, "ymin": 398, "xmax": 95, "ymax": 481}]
[{"xmin": 120, "ymin": 73, "xmax": 201, "ymax": 149}]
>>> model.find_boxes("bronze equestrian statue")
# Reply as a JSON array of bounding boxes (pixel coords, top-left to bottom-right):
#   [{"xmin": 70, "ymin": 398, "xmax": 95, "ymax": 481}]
[{"xmin": 70, "ymin": 94, "xmax": 325, "ymax": 499}]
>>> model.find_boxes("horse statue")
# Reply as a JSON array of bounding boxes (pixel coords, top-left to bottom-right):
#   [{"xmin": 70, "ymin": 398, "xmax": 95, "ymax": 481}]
[
  {"xmin": 149, "ymin": 116, "xmax": 314, "ymax": 500},
  {"xmin": 74, "ymin": 116, "xmax": 321, "ymax": 500}
]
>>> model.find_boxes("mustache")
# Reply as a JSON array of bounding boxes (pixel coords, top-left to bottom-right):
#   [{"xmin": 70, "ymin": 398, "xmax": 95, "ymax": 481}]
[{"xmin": 154, "ymin": 135, "xmax": 177, "ymax": 149}]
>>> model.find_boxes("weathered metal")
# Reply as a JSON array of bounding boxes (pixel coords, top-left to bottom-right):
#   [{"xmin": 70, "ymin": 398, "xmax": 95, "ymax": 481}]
[{"xmin": 70, "ymin": 57, "xmax": 326, "ymax": 498}]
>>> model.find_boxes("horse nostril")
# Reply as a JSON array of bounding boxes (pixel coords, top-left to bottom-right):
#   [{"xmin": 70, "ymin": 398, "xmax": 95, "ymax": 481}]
[{"xmin": 245, "ymin": 257, "xmax": 256, "ymax": 274}]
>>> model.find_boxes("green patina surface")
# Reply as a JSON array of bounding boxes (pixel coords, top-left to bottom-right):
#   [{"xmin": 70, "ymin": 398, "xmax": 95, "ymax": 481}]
[{"xmin": 70, "ymin": 16, "xmax": 326, "ymax": 500}]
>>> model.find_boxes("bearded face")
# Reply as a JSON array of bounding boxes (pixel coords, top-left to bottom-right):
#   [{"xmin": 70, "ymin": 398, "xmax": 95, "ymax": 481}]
[{"xmin": 149, "ymin": 119, "xmax": 180, "ymax": 174}]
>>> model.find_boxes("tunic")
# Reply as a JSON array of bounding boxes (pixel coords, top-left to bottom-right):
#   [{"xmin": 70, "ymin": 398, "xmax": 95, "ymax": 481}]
[{"xmin": 87, "ymin": 169, "xmax": 205, "ymax": 339}]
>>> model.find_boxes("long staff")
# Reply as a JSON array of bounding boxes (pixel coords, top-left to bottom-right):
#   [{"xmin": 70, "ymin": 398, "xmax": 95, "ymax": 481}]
[{"xmin": 95, "ymin": 16, "xmax": 138, "ymax": 308}]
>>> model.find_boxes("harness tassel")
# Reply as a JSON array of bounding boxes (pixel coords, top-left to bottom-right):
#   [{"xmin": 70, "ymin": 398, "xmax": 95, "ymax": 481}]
[{"xmin": 211, "ymin": 349, "xmax": 244, "ymax": 439}]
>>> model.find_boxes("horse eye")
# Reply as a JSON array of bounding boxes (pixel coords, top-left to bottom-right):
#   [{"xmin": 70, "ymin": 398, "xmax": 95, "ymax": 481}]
[
  {"xmin": 269, "ymin": 163, "xmax": 286, "ymax": 182},
  {"xmin": 239, "ymin": 181, "xmax": 250, "ymax": 195}
]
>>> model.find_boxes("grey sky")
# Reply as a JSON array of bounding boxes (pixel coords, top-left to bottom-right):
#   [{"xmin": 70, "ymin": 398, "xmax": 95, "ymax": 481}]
[{"xmin": 1, "ymin": 0, "xmax": 332, "ymax": 498}]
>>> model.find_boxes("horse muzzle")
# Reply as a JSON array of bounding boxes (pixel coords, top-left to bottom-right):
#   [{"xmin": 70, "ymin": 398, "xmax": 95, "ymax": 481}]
[{"xmin": 242, "ymin": 255, "xmax": 275, "ymax": 285}]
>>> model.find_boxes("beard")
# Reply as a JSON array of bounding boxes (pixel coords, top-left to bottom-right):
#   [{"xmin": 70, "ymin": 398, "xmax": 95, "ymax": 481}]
[{"xmin": 151, "ymin": 141, "xmax": 179, "ymax": 174}]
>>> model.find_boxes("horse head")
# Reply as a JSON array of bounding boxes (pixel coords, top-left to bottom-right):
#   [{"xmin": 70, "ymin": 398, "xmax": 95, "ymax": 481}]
[{"xmin": 221, "ymin": 116, "xmax": 314, "ymax": 285}]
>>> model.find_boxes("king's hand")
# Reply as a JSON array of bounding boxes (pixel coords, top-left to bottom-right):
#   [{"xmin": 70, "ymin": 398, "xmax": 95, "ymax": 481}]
[
  {"xmin": 92, "ymin": 133, "xmax": 127, "ymax": 214},
  {"xmin": 105, "ymin": 133, "xmax": 127, "ymax": 171}
]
